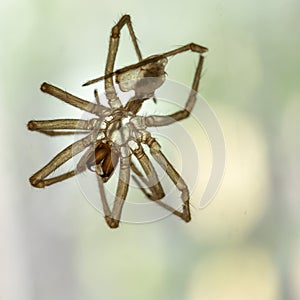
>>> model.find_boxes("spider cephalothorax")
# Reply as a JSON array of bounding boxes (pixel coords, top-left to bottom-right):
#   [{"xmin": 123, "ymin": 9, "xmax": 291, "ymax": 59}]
[{"xmin": 28, "ymin": 15, "xmax": 208, "ymax": 228}]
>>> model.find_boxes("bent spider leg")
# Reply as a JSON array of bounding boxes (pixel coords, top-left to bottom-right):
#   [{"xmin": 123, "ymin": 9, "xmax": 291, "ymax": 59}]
[
  {"xmin": 27, "ymin": 119, "xmax": 98, "ymax": 136},
  {"xmin": 83, "ymin": 43, "xmax": 207, "ymax": 88},
  {"xmin": 132, "ymin": 175, "xmax": 186, "ymax": 219},
  {"xmin": 131, "ymin": 174, "xmax": 152, "ymax": 198},
  {"xmin": 130, "ymin": 142, "xmax": 164, "ymax": 200},
  {"xmin": 130, "ymin": 160, "xmax": 143, "ymax": 177},
  {"xmin": 145, "ymin": 54, "xmax": 205, "ymax": 127},
  {"xmin": 160, "ymin": 42, "xmax": 207, "ymax": 59},
  {"xmin": 130, "ymin": 160, "xmax": 158, "ymax": 199},
  {"xmin": 29, "ymin": 131, "xmax": 96, "ymax": 188},
  {"xmin": 30, "ymin": 141, "xmax": 99, "ymax": 188},
  {"xmin": 131, "ymin": 160, "xmax": 164, "ymax": 200},
  {"xmin": 83, "ymin": 14, "xmax": 142, "ymax": 88},
  {"xmin": 104, "ymin": 15, "xmax": 143, "ymax": 109},
  {"xmin": 95, "ymin": 167, "xmax": 113, "ymax": 224},
  {"xmin": 103, "ymin": 146, "xmax": 131, "ymax": 228},
  {"xmin": 130, "ymin": 144, "xmax": 186, "ymax": 219},
  {"xmin": 144, "ymin": 135, "xmax": 191, "ymax": 222},
  {"xmin": 41, "ymin": 82, "xmax": 110, "ymax": 116},
  {"xmin": 130, "ymin": 160, "xmax": 154, "ymax": 197}
]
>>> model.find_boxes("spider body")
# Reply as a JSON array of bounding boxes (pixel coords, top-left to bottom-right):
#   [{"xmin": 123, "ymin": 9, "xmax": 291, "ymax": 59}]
[
  {"xmin": 28, "ymin": 15, "xmax": 208, "ymax": 228},
  {"xmin": 116, "ymin": 56, "xmax": 167, "ymax": 98}
]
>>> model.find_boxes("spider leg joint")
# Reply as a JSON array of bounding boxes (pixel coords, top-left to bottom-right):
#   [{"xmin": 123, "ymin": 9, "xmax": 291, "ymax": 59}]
[
  {"xmin": 130, "ymin": 116, "xmax": 146, "ymax": 130},
  {"xmin": 29, "ymin": 176, "xmax": 45, "ymax": 188},
  {"xmin": 27, "ymin": 121, "xmax": 37, "ymax": 131}
]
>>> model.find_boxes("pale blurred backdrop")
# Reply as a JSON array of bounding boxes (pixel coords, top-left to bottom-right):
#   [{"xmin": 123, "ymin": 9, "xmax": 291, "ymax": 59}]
[{"xmin": 1, "ymin": 0, "xmax": 300, "ymax": 299}]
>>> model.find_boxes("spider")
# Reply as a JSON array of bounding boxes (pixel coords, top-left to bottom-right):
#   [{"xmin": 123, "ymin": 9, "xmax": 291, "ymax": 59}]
[{"xmin": 27, "ymin": 15, "xmax": 208, "ymax": 228}]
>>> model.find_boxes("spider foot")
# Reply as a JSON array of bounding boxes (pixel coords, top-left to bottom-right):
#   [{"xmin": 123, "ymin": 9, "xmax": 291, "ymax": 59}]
[
  {"xmin": 182, "ymin": 204, "xmax": 191, "ymax": 222},
  {"xmin": 105, "ymin": 216, "xmax": 120, "ymax": 229},
  {"xmin": 180, "ymin": 203, "xmax": 192, "ymax": 223},
  {"xmin": 29, "ymin": 177, "xmax": 45, "ymax": 188},
  {"xmin": 132, "ymin": 175, "xmax": 164, "ymax": 201}
]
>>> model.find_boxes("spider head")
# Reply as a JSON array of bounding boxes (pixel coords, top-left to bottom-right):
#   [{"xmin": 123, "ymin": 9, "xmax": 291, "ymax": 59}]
[{"xmin": 116, "ymin": 56, "xmax": 168, "ymax": 99}]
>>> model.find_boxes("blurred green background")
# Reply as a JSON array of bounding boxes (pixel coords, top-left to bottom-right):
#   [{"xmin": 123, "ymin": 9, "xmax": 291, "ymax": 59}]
[{"xmin": 1, "ymin": 0, "xmax": 300, "ymax": 299}]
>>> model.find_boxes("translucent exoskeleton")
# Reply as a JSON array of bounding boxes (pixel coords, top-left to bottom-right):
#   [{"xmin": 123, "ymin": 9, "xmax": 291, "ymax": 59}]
[{"xmin": 28, "ymin": 15, "xmax": 208, "ymax": 228}]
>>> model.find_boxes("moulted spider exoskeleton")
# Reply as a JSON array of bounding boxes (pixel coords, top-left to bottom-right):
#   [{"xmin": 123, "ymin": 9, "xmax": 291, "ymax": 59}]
[{"xmin": 28, "ymin": 15, "xmax": 208, "ymax": 228}]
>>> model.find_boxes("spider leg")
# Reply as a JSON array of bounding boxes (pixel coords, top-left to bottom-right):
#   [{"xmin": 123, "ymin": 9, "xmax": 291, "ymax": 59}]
[
  {"xmin": 83, "ymin": 43, "xmax": 207, "ymax": 87},
  {"xmin": 130, "ymin": 160, "xmax": 154, "ymax": 197},
  {"xmin": 84, "ymin": 14, "xmax": 142, "ymax": 88},
  {"xmin": 28, "ymin": 130, "xmax": 90, "ymax": 137},
  {"xmin": 145, "ymin": 54, "xmax": 205, "ymax": 127},
  {"xmin": 100, "ymin": 146, "xmax": 131, "ymax": 228},
  {"xmin": 143, "ymin": 135, "xmax": 191, "ymax": 222},
  {"xmin": 130, "ymin": 159, "xmax": 160, "ymax": 199},
  {"xmin": 159, "ymin": 42, "xmax": 207, "ymax": 59},
  {"xmin": 95, "ymin": 167, "xmax": 113, "ymax": 221},
  {"xmin": 29, "ymin": 131, "xmax": 96, "ymax": 188},
  {"xmin": 27, "ymin": 119, "xmax": 99, "ymax": 136},
  {"xmin": 130, "ymin": 143, "xmax": 188, "ymax": 219},
  {"xmin": 132, "ymin": 175, "xmax": 187, "ymax": 219},
  {"xmin": 130, "ymin": 142, "xmax": 164, "ymax": 200},
  {"xmin": 94, "ymin": 89, "xmax": 100, "ymax": 105},
  {"xmin": 103, "ymin": 15, "xmax": 143, "ymax": 109},
  {"xmin": 131, "ymin": 160, "xmax": 162, "ymax": 200},
  {"xmin": 86, "ymin": 144, "xmax": 125, "ymax": 228},
  {"xmin": 131, "ymin": 175, "xmax": 152, "ymax": 198},
  {"xmin": 130, "ymin": 161, "xmax": 155, "ymax": 199},
  {"xmin": 40, "ymin": 83, "xmax": 110, "ymax": 116}
]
